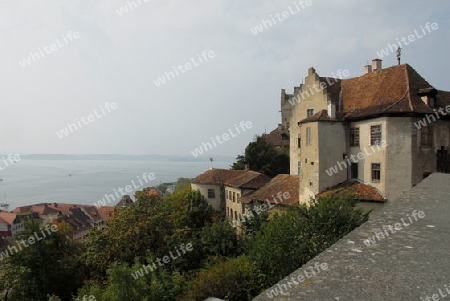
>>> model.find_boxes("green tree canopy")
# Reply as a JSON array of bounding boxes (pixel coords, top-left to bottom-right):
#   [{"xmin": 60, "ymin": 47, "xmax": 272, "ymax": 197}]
[{"xmin": 231, "ymin": 135, "xmax": 289, "ymax": 177}]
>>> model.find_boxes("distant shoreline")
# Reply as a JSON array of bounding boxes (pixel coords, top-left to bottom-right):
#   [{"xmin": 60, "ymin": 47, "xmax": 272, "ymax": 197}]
[{"xmin": 2, "ymin": 154, "xmax": 235, "ymax": 163}]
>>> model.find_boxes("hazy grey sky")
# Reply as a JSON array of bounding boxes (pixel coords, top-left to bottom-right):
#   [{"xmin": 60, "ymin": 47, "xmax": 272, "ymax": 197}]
[{"xmin": 0, "ymin": 0, "xmax": 448, "ymax": 157}]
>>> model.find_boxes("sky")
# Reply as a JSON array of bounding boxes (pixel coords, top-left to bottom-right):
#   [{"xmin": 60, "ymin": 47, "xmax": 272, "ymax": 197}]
[{"xmin": 0, "ymin": 0, "xmax": 449, "ymax": 158}]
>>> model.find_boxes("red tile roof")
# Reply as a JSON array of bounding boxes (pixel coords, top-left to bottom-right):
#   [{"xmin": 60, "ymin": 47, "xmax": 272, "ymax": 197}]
[
  {"xmin": 192, "ymin": 169, "xmax": 262, "ymax": 185},
  {"xmin": 317, "ymin": 180, "xmax": 386, "ymax": 202},
  {"xmin": 224, "ymin": 171, "xmax": 270, "ymax": 189},
  {"xmin": 339, "ymin": 64, "xmax": 447, "ymax": 120},
  {"xmin": 299, "ymin": 110, "xmax": 338, "ymax": 124},
  {"xmin": 295, "ymin": 64, "xmax": 450, "ymax": 124},
  {"xmin": 239, "ymin": 174, "xmax": 299, "ymax": 206},
  {"xmin": 264, "ymin": 125, "xmax": 290, "ymax": 147},
  {"xmin": 0, "ymin": 212, "xmax": 17, "ymax": 225}
]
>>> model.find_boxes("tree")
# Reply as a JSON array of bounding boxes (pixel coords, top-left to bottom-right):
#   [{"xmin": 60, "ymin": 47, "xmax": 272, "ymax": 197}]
[
  {"xmin": 174, "ymin": 178, "xmax": 191, "ymax": 192},
  {"xmin": 231, "ymin": 135, "xmax": 289, "ymax": 177},
  {"xmin": 247, "ymin": 192, "xmax": 370, "ymax": 287},
  {"xmin": 0, "ymin": 220, "xmax": 83, "ymax": 301},
  {"xmin": 183, "ymin": 255, "xmax": 264, "ymax": 301}
]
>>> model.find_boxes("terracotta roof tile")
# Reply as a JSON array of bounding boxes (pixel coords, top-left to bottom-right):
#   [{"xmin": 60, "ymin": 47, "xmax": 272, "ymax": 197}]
[
  {"xmin": 192, "ymin": 169, "xmax": 257, "ymax": 185},
  {"xmin": 0, "ymin": 212, "xmax": 17, "ymax": 225},
  {"xmin": 239, "ymin": 174, "xmax": 299, "ymax": 206},
  {"xmin": 340, "ymin": 64, "xmax": 439, "ymax": 120},
  {"xmin": 299, "ymin": 110, "xmax": 338, "ymax": 124},
  {"xmin": 225, "ymin": 172, "xmax": 270, "ymax": 189},
  {"xmin": 264, "ymin": 125, "xmax": 289, "ymax": 147},
  {"xmin": 317, "ymin": 180, "xmax": 386, "ymax": 202}
]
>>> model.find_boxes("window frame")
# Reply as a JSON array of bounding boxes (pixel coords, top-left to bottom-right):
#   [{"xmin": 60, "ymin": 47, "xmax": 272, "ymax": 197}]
[
  {"xmin": 306, "ymin": 127, "xmax": 312, "ymax": 146},
  {"xmin": 420, "ymin": 125, "xmax": 433, "ymax": 148},
  {"xmin": 350, "ymin": 127, "xmax": 360, "ymax": 147},
  {"xmin": 371, "ymin": 163, "xmax": 381, "ymax": 182},
  {"xmin": 350, "ymin": 163, "xmax": 358, "ymax": 179},
  {"xmin": 207, "ymin": 188, "xmax": 216, "ymax": 199},
  {"xmin": 370, "ymin": 125, "xmax": 382, "ymax": 146}
]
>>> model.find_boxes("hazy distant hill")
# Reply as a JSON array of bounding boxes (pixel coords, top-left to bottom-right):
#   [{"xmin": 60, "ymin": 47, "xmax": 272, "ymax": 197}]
[{"xmin": 16, "ymin": 154, "xmax": 235, "ymax": 162}]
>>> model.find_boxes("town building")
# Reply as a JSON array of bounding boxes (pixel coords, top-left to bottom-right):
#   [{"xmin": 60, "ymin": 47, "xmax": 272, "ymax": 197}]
[
  {"xmin": 0, "ymin": 211, "xmax": 24, "ymax": 238},
  {"xmin": 191, "ymin": 169, "xmax": 270, "ymax": 212},
  {"xmin": 284, "ymin": 60, "xmax": 450, "ymax": 202},
  {"xmin": 237, "ymin": 174, "xmax": 299, "ymax": 223}
]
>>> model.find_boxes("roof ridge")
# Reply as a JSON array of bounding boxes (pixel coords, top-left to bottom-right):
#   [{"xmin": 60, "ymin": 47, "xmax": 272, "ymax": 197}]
[{"xmin": 404, "ymin": 64, "xmax": 414, "ymax": 111}]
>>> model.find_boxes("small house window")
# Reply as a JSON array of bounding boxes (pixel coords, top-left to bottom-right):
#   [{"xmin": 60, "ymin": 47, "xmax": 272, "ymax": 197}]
[
  {"xmin": 207, "ymin": 189, "xmax": 215, "ymax": 199},
  {"xmin": 371, "ymin": 163, "xmax": 381, "ymax": 182},
  {"xmin": 307, "ymin": 109, "xmax": 314, "ymax": 117},
  {"xmin": 351, "ymin": 163, "xmax": 358, "ymax": 179},
  {"xmin": 421, "ymin": 126, "xmax": 433, "ymax": 148},
  {"xmin": 306, "ymin": 127, "xmax": 312, "ymax": 146},
  {"xmin": 350, "ymin": 127, "xmax": 360, "ymax": 147},
  {"xmin": 370, "ymin": 125, "xmax": 382, "ymax": 146}
]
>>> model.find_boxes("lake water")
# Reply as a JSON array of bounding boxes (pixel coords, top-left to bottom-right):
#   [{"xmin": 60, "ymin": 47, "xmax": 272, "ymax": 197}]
[{"xmin": 0, "ymin": 159, "xmax": 233, "ymax": 210}]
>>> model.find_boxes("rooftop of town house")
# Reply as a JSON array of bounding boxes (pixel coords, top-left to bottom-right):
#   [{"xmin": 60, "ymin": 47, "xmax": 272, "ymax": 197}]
[
  {"xmin": 253, "ymin": 173, "xmax": 450, "ymax": 300},
  {"xmin": 0, "ymin": 211, "xmax": 18, "ymax": 225},
  {"xmin": 290, "ymin": 63, "xmax": 450, "ymax": 123},
  {"xmin": 239, "ymin": 174, "xmax": 299, "ymax": 206},
  {"xmin": 12, "ymin": 203, "xmax": 60, "ymax": 216},
  {"xmin": 224, "ymin": 171, "xmax": 271, "ymax": 190},
  {"xmin": 298, "ymin": 109, "xmax": 339, "ymax": 124},
  {"xmin": 317, "ymin": 179, "xmax": 386, "ymax": 203},
  {"xmin": 191, "ymin": 169, "xmax": 268, "ymax": 186},
  {"xmin": 264, "ymin": 125, "xmax": 290, "ymax": 148},
  {"xmin": 143, "ymin": 187, "xmax": 164, "ymax": 197},
  {"xmin": 339, "ymin": 64, "xmax": 450, "ymax": 120},
  {"xmin": 116, "ymin": 195, "xmax": 134, "ymax": 207}
]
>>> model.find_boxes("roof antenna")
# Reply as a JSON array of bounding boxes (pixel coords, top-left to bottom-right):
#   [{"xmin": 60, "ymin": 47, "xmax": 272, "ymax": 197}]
[
  {"xmin": 209, "ymin": 157, "xmax": 214, "ymax": 170},
  {"xmin": 396, "ymin": 47, "xmax": 402, "ymax": 65}
]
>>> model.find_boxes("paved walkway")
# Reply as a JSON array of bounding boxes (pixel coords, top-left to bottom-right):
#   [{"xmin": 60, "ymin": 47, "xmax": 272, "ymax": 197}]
[{"xmin": 253, "ymin": 173, "xmax": 450, "ymax": 301}]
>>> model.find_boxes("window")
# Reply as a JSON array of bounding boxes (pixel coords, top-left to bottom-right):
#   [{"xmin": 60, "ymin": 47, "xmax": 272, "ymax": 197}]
[
  {"xmin": 237, "ymin": 193, "xmax": 240, "ymax": 199},
  {"xmin": 351, "ymin": 163, "xmax": 358, "ymax": 179},
  {"xmin": 370, "ymin": 125, "xmax": 382, "ymax": 146},
  {"xmin": 307, "ymin": 109, "xmax": 314, "ymax": 117},
  {"xmin": 207, "ymin": 189, "xmax": 215, "ymax": 199},
  {"xmin": 229, "ymin": 191, "xmax": 232, "ymax": 200},
  {"xmin": 234, "ymin": 211, "xmax": 237, "ymax": 220},
  {"xmin": 297, "ymin": 133, "xmax": 301, "ymax": 149},
  {"xmin": 371, "ymin": 163, "xmax": 381, "ymax": 182},
  {"xmin": 306, "ymin": 127, "xmax": 311, "ymax": 146},
  {"xmin": 233, "ymin": 192, "xmax": 236, "ymax": 202},
  {"xmin": 298, "ymin": 161, "xmax": 301, "ymax": 175},
  {"xmin": 421, "ymin": 125, "xmax": 433, "ymax": 148},
  {"xmin": 350, "ymin": 127, "xmax": 360, "ymax": 147}
]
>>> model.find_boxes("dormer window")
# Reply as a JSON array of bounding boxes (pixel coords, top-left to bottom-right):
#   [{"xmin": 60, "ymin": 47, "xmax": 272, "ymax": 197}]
[
  {"xmin": 429, "ymin": 97, "xmax": 435, "ymax": 108},
  {"xmin": 418, "ymin": 88, "xmax": 437, "ymax": 108}
]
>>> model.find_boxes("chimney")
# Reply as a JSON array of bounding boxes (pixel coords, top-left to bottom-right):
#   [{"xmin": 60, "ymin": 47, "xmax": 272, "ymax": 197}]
[
  {"xmin": 364, "ymin": 65, "xmax": 372, "ymax": 74},
  {"xmin": 372, "ymin": 59, "xmax": 382, "ymax": 71},
  {"xmin": 327, "ymin": 99, "xmax": 336, "ymax": 119},
  {"xmin": 245, "ymin": 164, "xmax": 249, "ymax": 171}
]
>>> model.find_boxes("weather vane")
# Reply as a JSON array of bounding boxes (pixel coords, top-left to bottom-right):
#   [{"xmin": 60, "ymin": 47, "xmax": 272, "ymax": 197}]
[{"xmin": 396, "ymin": 47, "xmax": 402, "ymax": 65}]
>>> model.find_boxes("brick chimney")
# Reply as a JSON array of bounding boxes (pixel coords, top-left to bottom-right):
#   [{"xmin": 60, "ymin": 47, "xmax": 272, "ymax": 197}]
[{"xmin": 372, "ymin": 59, "xmax": 382, "ymax": 71}]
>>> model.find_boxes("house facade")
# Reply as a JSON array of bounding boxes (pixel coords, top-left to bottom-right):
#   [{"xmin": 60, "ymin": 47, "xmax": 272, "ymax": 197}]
[
  {"xmin": 224, "ymin": 171, "xmax": 271, "ymax": 221},
  {"xmin": 285, "ymin": 60, "xmax": 450, "ymax": 202},
  {"xmin": 191, "ymin": 169, "xmax": 269, "ymax": 212},
  {"xmin": 237, "ymin": 174, "xmax": 299, "ymax": 226},
  {"xmin": 0, "ymin": 211, "xmax": 24, "ymax": 238}
]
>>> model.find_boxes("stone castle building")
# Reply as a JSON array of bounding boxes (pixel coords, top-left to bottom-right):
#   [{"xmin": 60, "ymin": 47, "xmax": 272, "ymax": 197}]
[{"xmin": 283, "ymin": 59, "xmax": 450, "ymax": 202}]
